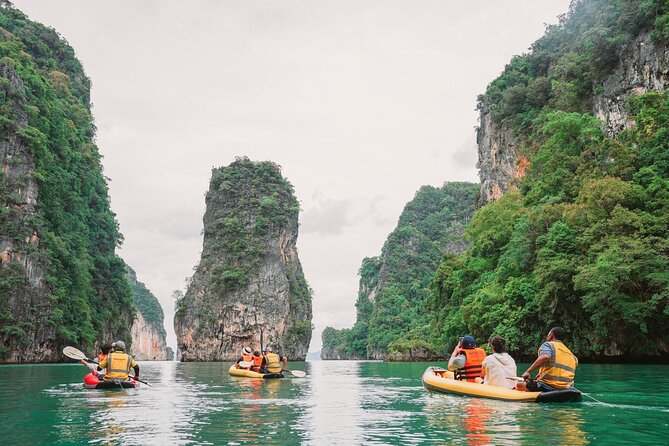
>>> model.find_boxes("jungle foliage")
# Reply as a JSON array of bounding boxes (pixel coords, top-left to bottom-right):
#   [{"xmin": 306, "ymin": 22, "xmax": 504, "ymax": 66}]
[
  {"xmin": 431, "ymin": 0, "xmax": 669, "ymax": 360},
  {"xmin": 0, "ymin": 3, "xmax": 134, "ymax": 355},
  {"xmin": 126, "ymin": 265, "xmax": 166, "ymax": 340},
  {"xmin": 322, "ymin": 183, "xmax": 479, "ymax": 358}
]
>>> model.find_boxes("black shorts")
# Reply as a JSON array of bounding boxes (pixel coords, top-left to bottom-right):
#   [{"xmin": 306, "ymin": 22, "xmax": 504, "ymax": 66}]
[{"xmin": 526, "ymin": 379, "xmax": 557, "ymax": 392}]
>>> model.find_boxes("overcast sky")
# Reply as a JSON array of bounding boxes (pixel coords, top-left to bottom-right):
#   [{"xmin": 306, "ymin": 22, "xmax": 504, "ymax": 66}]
[{"xmin": 13, "ymin": 0, "xmax": 571, "ymax": 353}]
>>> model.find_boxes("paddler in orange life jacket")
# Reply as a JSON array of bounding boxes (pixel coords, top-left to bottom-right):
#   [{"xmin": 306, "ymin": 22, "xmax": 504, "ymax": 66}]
[
  {"xmin": 97, "ymin": 340, "xmax": 139, "ymax": 382},
  {"xmin": 517, "ymin": 326, "xmax": 578, "ymax": 392},
  {"xmin": 251, "ymin": 350, "xmax": 264, "ymax": 372},
  {"xmin": 447, "ymin": 335, "xmax": 486, "ymax": 382},
  {"xmin": 236, "ymin": 346, "xmax": 254, "ymax": 369},
  {"xmin": 260, "ymin": 346, "xmax": 287, "ymax": 374},
  {"xmin": 80, "ymin": 343, "xmax": 112, "ymax": 377}
]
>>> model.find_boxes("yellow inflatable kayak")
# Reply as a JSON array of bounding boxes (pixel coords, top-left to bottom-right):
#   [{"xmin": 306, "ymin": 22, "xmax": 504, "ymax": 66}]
[
  {"xmin": 228, "ymin": 364, "xmax": 284, "ymax": 379},
  {"xmin": 422, "ymin": 367, "xmax": 581, "ymax": 403}
]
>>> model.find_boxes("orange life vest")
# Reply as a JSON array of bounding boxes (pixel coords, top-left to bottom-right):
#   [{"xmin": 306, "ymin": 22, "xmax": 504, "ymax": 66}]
[
  {"xmin": 454, "ymin": 348, "xmax": 486, "ymax": 382},
  {"xmin": 242, "ymin": 353, "xmax": 253, "ymax": 363},
  {"xmin": 252, "ymin": 354, "xmax": 263, "ymax": 368},
  {"xmin": 97, "ymin": 353, "xmax": 108, "ymax": 364}
]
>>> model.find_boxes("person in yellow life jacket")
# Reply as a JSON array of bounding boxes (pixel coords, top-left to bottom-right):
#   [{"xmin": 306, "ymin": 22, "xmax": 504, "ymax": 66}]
[
  {"xmin": 447, "ymin": 335, "xmax": 486, "ymax": 382},
  {"xmin": 517, "ymin": 326, "xmax": 578, "ymax": 392},
  {"xmin": 97, "ymin": 340, "xmax": 139, "ymax": 382},
  {"xmin": 260, "ymin": 346, "xmax": 287, "ymax": 374},
  {"xmin": 236, "ymin": 346, "xmax": 254, "ymax": 369},
  {"xmin": 251, "ymin": 350, "xmax": 263, "ymax": 372},
  {"xmin": 80, "ymin": 343, "xmax": 113, "ymax": 376}
]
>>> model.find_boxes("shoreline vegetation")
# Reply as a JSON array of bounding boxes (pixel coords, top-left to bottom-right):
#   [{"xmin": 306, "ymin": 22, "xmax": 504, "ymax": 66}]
[{"xmin": 323, "ymin": 0, "xmax": 669, "ymax": 364}]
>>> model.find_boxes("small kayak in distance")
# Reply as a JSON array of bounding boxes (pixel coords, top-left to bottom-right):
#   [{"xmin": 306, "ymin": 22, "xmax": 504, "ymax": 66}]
[
  {"xmin": 228, "ymin": 364, "xmax": 284, "ymax": 379},
  {"xmin": 422, "ymin": 367, "xmax": 581, "ymax": 403},
  {"xmin": 83, "ymin": 372, "xmax": 140, "ymax": 389}
]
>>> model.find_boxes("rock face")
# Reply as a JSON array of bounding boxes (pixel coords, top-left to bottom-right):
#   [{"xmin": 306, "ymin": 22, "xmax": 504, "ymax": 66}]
[
  {"xmin": 131, "ymin": 312, "xmax": 169, "ymax": 361},
  {"xmin": 476, "ymin": 101, "xmax": 519, "ymax": 206},
  {"xmin": 594, "ymin": 30, "xmax": 669, "ymax": 135},
  {"xmin": 0, "ymin": 60, "xmax": 54, "ymax": 362},
  {"xmin": 0, "ymin": 4, "xmax": 134, "ymax": 362},
  {"xmin": 126, "ymin": 265, "xmax": 170, "ymax": 361},
  {"xmin": 174, "ymin": 158, "xmax": 312, "ymax": 361},
  {"xmin": 478, "ymin": 30, "xmax": 669, "ymax": 206}
]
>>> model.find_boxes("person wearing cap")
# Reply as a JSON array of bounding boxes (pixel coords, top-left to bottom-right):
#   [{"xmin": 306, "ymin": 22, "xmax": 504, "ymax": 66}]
[
  {"xmin": 97, "ymin": 340, "xmax": 139, "ymax": 382},
  {"xmin": 447, "ymin": 335, "xmax": 486, "ymax": 382},
  {"xmin": 260, "ymin": 346, "xmax": 287, "ymax": 374},
  {"xmin": 516, "ymin": 326, "xmax": 578, "ymax": 392},
  {"xmin": 236, "ymin": 346, "xmax": 254, "ymax": 369}
]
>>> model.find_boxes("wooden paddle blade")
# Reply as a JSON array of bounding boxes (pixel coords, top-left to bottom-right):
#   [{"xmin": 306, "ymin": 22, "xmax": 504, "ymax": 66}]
[
  {"xmin": 238, "ymin": 361, "xmax": 253, "ymax": 368},
  {"xmin": 286, "ymin": 369, "xmax": 306, "ymax": 378},
  {"xmin": 62, "ymin": 346, "xmax": 87, "ymax": 361}
]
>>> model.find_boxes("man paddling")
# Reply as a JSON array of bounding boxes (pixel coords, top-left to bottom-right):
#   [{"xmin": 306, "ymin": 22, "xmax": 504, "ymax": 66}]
[
  {"xmin": 517, "ymin": 326, "xmax": 578, "ymax": 392},
  {"xmin": 260, "ymin": 346, "xmax": 287, "ymax": 374},
  {"xmin": 97, "ymin": 340, "xmax": 140, "ymax": 382}
]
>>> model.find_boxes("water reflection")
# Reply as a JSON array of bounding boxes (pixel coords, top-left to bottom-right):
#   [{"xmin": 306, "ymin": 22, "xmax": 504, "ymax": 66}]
[
  {"xmin": 302, "ymin": 361, "xmax": 364, "ymax": 445},
  {"xmin": 424, "ymin": 393, "xmax": 522, "ymax": 445},
  {"xmin": 4, "ymin": 361, "xmax": 662, "ymax": 444}
]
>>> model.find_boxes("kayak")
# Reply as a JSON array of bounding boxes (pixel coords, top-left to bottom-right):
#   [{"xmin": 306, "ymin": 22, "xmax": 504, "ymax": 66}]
[
  {"xmin": 83, "ymin": 372, "xmax": 140, "ymax": 389},
  {"xmin": 422, "ymin": 367, "xmax": 581, "ymax": 403},
  {"xmin": 228, "ymin": 364, "xmax": 284, "ymax": 379}
]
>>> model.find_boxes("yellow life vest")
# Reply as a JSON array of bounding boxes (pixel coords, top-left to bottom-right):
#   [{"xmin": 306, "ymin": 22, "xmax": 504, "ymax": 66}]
[
  {"xmin": 264, "ymin": 352, "xmax": 282, "ymax": 373},
  {"xmin": 538, "ymin": 341, "xmax": 577, "ymax": 389},
  {"xmin": 105, "ymin": 352, "xmax": 133, "ymax": 380}
]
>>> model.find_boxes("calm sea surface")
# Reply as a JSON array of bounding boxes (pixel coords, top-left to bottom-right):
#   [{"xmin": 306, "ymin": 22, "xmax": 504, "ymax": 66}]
[{"xmin": 1, "ymin": 360, "xmax": 668, "ymax": 445}]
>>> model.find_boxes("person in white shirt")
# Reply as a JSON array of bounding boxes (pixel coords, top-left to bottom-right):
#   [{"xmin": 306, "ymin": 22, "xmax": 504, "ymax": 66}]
[{"xmin": 480, "ymin": 336, "xmax": 517, "ymax": 389}]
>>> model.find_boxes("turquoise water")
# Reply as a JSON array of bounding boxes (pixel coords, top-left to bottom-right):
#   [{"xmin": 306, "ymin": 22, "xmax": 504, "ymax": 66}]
[{"xmin": 1, "ymin": 361, "xmax": 668, "ymax": 444}]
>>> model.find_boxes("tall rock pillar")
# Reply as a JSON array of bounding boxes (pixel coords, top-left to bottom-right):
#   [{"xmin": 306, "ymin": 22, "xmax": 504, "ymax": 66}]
[{"xmin": 174, "ymin": 157, "xmax": 312, "ymax": 361}]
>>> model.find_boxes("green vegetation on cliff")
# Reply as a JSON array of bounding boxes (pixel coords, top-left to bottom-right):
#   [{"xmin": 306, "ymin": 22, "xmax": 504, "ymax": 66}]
[
  {"xmin": 431, "ymin": 0, "xmax": 669, "ymax": 360},
  {"xmin": 126, "ymin": 265, "xmax": 166, "ymax": 340},
  {"xmin": 0, "ymin": 3, "xmax": 133, "ymax": 357},
  {"xmin": 323, "ymin": 182, "xmax": 478, "ymax": 358},
  {"xmin": 202, "ymin": 157, "xmax": 301, "ymax": 296}
]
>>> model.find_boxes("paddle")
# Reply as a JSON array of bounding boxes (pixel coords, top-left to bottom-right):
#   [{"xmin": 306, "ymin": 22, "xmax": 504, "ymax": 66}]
[
  {"xmin": 238, "ymin": 361, "xmax": 253, "ymax": 368},
  {"xmin": 282, "ymin": 369, "xmax": 306, "ymax": 378},
  {"xmin": 62, "ymin": 346, "xmax": 152, "ymax": 387}
]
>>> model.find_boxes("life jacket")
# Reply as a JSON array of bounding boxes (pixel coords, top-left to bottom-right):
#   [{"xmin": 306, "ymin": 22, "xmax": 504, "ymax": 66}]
[
  {"xmin": 104, "ymin": 352, "xmax": 133, "ymax": 380},
  {"xmin": 97, "ymin": 353, "xmax": 108, "ymax": 373},
  {"xmin": 454, "ymin": 348, "xmax": 486, "ymax": 382},
  {"xmin": 252, "ymin": 354, "xmax": 263, "ymax": 368},
  {"xmin": 263, "ymin": 352, "xmax": 282, "ymax": 373},
  {"xmin": 537, "ymin": 341, "xmax": 577, "ymax": 389},
  {"xmin": 240, "ymin": 353, "xmax": 253, "ymax": 368}
]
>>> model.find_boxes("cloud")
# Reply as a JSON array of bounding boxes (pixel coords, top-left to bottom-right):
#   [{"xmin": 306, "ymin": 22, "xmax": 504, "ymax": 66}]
[
  {"xmin": 300, "ymin": 196, "xmax": 354, "ymax": 235},
  {"xmin": 450, "ymin": 134, "xmax": 479, "ymax": 170}
]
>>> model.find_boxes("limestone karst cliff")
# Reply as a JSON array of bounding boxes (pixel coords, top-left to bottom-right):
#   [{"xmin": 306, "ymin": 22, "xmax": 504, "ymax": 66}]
[
  {"xmin": 126, "ymin": 265, "xmax": 170, "ymax": 361},
  {"xmin": 321, "ymin": 183, "xmax": 478, "ymax": 360},
  {"xmin": 477, "ymin": 0, "xmax": 669, "ymax": 206},
  {"xmin": 0, "ymin": 2, "xmax": 134, "ymax": 362},
  {"xmin": 174, "ymin": 157, "xmax": 312, "ymax": 361},
  {"xmin": 438, "ymin": 0, "xmax": 669, "ymax": 361}
]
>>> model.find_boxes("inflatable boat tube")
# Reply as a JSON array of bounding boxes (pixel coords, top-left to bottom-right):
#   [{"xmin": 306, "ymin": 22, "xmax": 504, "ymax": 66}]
[
  {"xmin": 422, "ymin": 367, "xmax": 581, "ymax": 403},
  {"xmin": 228, "ymin": 364, "xmax": 284, "ymax": 379},
  {"xmin": 83, "ymin": 372, "xmax": 140, "ymax": 389}
]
